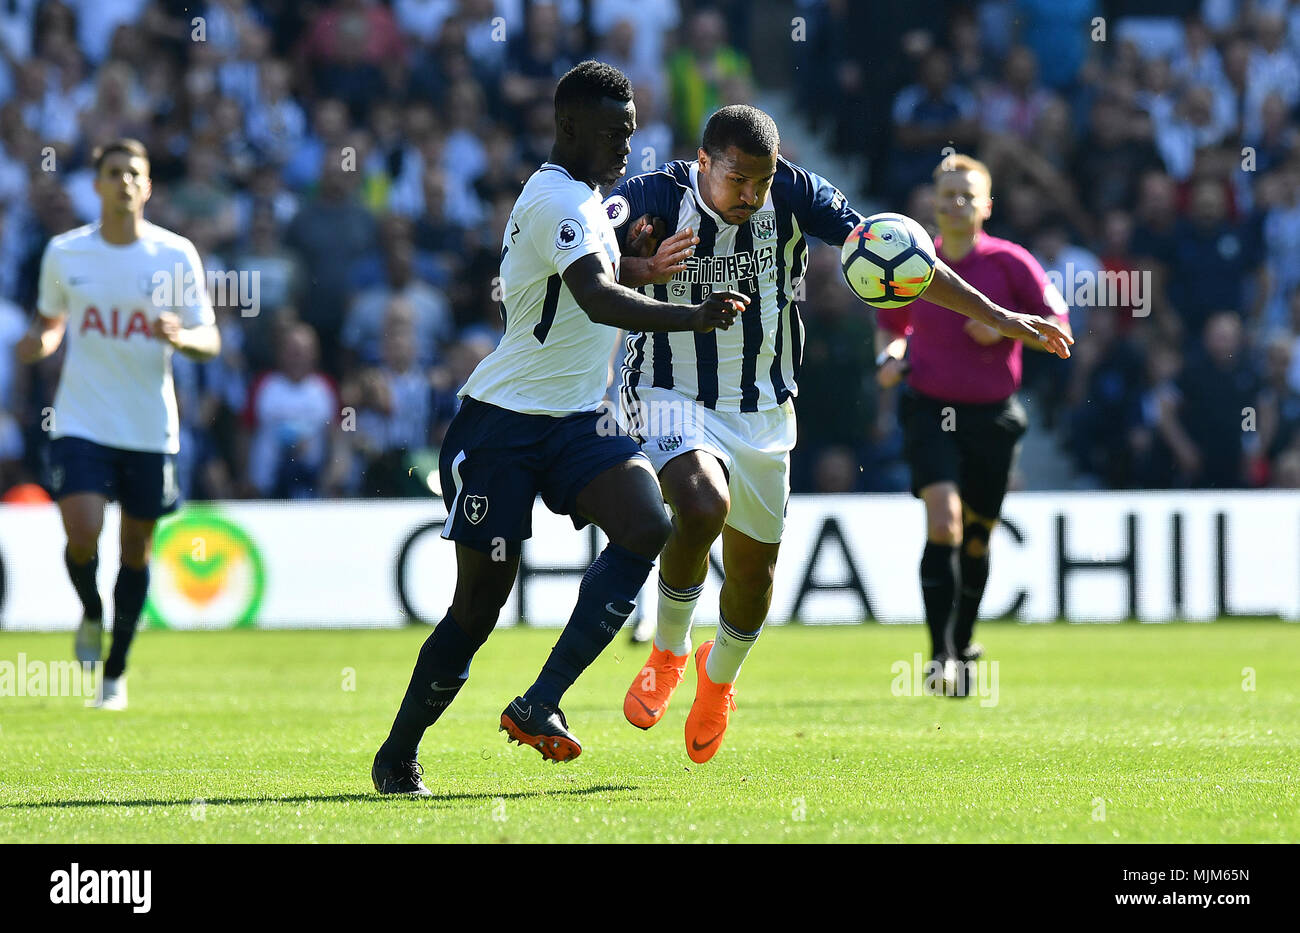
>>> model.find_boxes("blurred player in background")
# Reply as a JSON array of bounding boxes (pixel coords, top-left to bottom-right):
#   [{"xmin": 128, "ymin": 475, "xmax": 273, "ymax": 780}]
[
  {"xmin": 876, "ymin": 154, "xmax": 1073, "ymax": 694},
  {"xmin": 15, "ymin": 139, "xmax": 221, "ymax": 710},
  {"xmin": 610, "ymin": 107, "xmax": 1071, "ymax": 760},
  {"xmin": 371, "ymin": 62, "xmax": 747, "ymax": 796}
]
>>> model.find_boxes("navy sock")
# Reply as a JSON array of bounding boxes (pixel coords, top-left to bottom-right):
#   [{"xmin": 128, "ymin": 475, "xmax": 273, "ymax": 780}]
[
  {"xmin": 64, "ymin": 548, "xmax": 103, "ymax": 621},
  {"xmin": 920, "ymin": 542, "xmax": 957, "ymax": 659},
  {"xmin": 104, "ymin": 564, "xmax": 149, "ymax": 679},
  {"xmin": 525, "ymin": 543, "xmax": 654, "ymax": 708},
  {"xmin": 381, "ymin": 613, "xmax": 484, "ymax": 760}
]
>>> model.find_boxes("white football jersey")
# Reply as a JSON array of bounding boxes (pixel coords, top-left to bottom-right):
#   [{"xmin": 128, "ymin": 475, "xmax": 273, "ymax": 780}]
[
  {"xmin": 38, "ymin": 221, "xmax": 215, "ymax": 454},
  {"xmin": 459, "ymin": 163, "xmax": 622, "ymax": 416}
]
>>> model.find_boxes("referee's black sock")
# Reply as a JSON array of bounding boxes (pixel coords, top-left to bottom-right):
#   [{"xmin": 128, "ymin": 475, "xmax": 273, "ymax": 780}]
[
  {"xmin": 381, "ymin": 612, "xmax": 483, "ymax": 761},
  {"xmin": 104, "ymin": 564, "xmax": 149, "ymax": 679},
  {"xmin": 920, "ymin": 542, "xmax": 958, "ymax": 659},
  {"xmin": 64, "ymin": 547, "xmax": 103, "ymax": 621},
  {"xmin": 955, "ymin": 531, "xmax": 991, "ymax": 655}
]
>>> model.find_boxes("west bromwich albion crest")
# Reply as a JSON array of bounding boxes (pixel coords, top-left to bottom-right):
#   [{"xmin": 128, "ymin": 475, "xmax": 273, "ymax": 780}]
[{"xmin": 750, "ymin": 210, "xmax": 776, "ymax": 240}]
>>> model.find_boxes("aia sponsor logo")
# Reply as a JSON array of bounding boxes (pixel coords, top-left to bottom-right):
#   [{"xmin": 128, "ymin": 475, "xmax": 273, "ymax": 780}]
[{"xmin": 80, "ymin": 306, "xmax": 152, "ymax": 339}]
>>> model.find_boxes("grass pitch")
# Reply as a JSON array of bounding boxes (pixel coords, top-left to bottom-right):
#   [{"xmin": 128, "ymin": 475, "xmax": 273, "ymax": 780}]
[{"xmin": 1, "ymin": 622, "xmax": 1296, "ymax": 843}]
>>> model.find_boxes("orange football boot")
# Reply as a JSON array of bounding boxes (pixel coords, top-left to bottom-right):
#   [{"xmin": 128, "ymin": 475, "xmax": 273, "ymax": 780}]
[
  {"xmin": 684, "ymin": 640, "xmax": 737, "ymax": 763},
  {"xmin": 623, "ymin": 644, "xmax": 690, "ymax": 729}
]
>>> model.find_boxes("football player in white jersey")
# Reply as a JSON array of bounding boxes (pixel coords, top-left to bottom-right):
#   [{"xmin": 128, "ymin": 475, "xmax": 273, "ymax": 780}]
[
  {"xmin": 16, "ymin": 139, "xmax": 220, "ymax": 710},
  {"xmin": 372, "ymin": 62, "xmax": 748, "ymax": 795},
  {"xmin": 610, "ymin": 106, "xmax": 1071, "ymax": 761}
]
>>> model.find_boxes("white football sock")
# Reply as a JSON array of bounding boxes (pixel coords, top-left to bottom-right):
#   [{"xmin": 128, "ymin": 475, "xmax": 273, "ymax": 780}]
[
  {"xmin": 654, "ymin": 575, "xmax": 702, "ymax": 657},
  {"xmin": 706, "ymin": 612, "xmax": 762, "ymax": 684}
]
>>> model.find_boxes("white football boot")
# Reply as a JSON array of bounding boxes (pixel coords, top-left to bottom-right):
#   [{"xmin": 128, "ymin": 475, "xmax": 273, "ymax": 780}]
[{"xmin": 92, "ymin": 675, "xmax": 128, "ymax": 710}]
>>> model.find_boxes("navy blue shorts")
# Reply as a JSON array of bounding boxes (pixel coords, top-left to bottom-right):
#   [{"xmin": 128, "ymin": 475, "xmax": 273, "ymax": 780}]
[
  {"xmin": 47, "ymin": 436, "xmax": 182, "ymax": 520},
  {"xmin": 440, "ymin": 397, "xmax": 646, "ymax": 554}
]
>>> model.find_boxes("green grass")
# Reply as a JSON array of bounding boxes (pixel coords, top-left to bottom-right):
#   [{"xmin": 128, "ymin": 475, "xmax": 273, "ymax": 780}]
[{"xmin": 1, "ymin": 622, "xmax": 1297, "ymax": 843}]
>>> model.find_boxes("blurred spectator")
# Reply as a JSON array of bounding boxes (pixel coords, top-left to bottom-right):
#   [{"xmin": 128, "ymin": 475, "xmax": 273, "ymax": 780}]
[
  {"xmin": 1164, "ymin": 311, "xmax": 1260, "ymax": 488},
  {"xmin": 1012, "ymin": 0, "xmax": 1100, "ymax": 92},
  {"xmin": 980, "ymin": 45, "xmax": 1053, "ymax": 141},
  {"xmin": 246, "ymin": 323, "xmax": 341, "ymax": 499},
  {"xmin": 666, "ymin": 7, "xmax": 752, "ymax": 144},
  {"xmin": 299, "ymin": 0, "xmax": 406, "ymax": 119},
  {"xmin": 283, "ymin": 156, "xmax": 378, "ymax": 370},
  {"xmin": 1071, "ymin": 96, "xmax": 1165, "ymax": 218},
  {"xmin": 1167, "ymin": 179, "xmax": 1264, "ymax": 342},
  {"xmin": 1250, "ymin": 333, "xmax": 1300, "ymax": 485},
  {"xmin": 341, "ymin": 231, "xmax": 453, "ymax": 373},
  {"xmin": 887, "ymin": 49, "xmax": 978, "ymax": 203},
  {"xmin": 339, "ymin": 299, "xmax": 457, "ymax": 496},
  {"xmin": 1066, "ymin": 309, "xmax": 1146, "ymax": 486}
]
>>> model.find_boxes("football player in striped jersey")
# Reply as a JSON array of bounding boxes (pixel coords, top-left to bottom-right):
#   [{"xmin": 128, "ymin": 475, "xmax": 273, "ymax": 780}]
[{"xmin": 610, "ymin": 106, "xmax": 1070, "ymax": 760}]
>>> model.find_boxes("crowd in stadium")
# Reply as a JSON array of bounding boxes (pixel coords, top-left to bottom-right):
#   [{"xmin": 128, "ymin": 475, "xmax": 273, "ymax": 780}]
[{"xmin": 0, "ymin": 0, "xmax": 1297, "ymax": 501}]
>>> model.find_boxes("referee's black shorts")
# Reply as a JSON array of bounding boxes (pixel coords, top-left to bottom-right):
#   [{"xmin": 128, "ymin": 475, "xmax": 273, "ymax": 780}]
[{"xmin": 898, "ymin": 386, "xmax": 1028, "ymax": 520}]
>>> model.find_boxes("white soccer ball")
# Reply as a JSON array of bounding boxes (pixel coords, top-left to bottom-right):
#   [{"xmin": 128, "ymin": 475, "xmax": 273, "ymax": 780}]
[{"xmin": 840, "ymin": 212, "xmax": 937, "ymax": 309}]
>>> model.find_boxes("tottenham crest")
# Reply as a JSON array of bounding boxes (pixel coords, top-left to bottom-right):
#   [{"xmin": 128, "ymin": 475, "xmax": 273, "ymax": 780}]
[
  {"xmin": 750, "ymin": 210, "xmax": 776, "ymax": 240},
  {"xmin": 464, "ymin": 495, "xmax": 489, "ymax": 525}
]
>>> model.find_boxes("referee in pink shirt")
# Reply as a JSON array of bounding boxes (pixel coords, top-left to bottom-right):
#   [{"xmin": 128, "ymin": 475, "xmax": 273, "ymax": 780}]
[{"xmin": 877, "ymin": 154, "xmax": 1073, "ymax": 692}]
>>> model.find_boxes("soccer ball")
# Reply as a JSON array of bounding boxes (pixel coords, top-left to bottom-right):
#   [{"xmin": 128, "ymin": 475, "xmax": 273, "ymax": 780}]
[{"xmin": 840, "ymin": 212, "xmax": 937, "ymax": 308}]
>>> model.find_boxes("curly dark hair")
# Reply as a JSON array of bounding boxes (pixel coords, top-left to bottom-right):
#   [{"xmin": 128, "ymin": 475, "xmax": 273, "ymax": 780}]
[{"xmin": 554, "ymin": 60, "xmax": 633, "ymax": 115}]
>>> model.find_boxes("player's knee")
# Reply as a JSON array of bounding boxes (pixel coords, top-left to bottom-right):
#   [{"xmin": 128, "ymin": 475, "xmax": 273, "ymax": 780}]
[
  {"xmin": 66, "ymin": 538, "xmax": 99, "ymax": 563},
  {"xmin": 675, "ymin": 488, "xmax": 729, "ymax": 543},
  {"xmin": 616, "ymin": 505, "xmax": 673, "ymax": 557},
  {"xmin": 927, "ymin": 515, "xmax": 961, "ymax": 545},
  {"xmin": 65, "ymin": 522, "xmax": 103, "ymax": 559}
]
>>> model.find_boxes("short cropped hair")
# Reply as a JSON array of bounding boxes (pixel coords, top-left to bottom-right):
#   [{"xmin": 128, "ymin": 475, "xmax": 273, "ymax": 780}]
[
  {"xmin": 933, "ymin": 152, "xmax": 991, "ymax": 195},
  {"xmin": 702, "ymin": 105, "xmax": 779, "ymax": 159},
  {"xmin": 554, "ymin": 60, "xmax": 633, "ymax": 114},
  {"xmin": 93, "ymin": 138, "xmax": 150, "ymax": 174}
]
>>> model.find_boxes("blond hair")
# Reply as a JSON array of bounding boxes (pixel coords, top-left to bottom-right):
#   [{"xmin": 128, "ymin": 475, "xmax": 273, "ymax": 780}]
[{"xmin": 933, "ymin": 153, "xmax": 991, "ymax": 196}]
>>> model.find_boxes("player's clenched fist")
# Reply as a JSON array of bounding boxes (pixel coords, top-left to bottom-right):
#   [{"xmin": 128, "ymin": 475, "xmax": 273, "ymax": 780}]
[
  {"xmin": 691, "ymin": 290, "xmax": 749, "ymax": 332},
  {"xmin": 151, "ymin": 311, "xmax": 183, "ymax": 347}
]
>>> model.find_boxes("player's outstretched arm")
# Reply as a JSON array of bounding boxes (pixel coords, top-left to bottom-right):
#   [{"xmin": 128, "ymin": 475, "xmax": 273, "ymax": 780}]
[
  {"xmin": 926, "ymin": 259, "xmax": 1073, "ymax": 359},
  {"xmin": 563, "ymin": 253, "xmax": 746, "ymax": 333},
  {"xmin": 152, "ymin": 312, "xmax": 222, "ymax": 361},
  {"xmin": 15, "ymin": 313, "xmax": 67, "ymax": 364}
]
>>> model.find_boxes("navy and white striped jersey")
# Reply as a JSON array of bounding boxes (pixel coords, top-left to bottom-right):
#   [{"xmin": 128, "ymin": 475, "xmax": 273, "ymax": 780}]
[{"xmin": 604, "ymin": 158, "xmax": 862, "ymax": 413}]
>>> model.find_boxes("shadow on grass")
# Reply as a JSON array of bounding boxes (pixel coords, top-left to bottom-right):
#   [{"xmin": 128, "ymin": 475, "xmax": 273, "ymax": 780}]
[{"xmin": 0, "ymin": 783, "xmax": 643, "ymax": 810}]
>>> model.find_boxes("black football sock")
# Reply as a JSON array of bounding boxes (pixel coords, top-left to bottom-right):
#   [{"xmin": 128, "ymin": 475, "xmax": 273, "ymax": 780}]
[
  {"xmin": 955, "ymin": 526, "xmax": 991, "ymax": 655},
  {"xmin": 64, "ymin": 548, "xmax": 103, "ymax": 621},
  {"xmin": 525, "ymin": 543, "xmax": 654, "ymax": 708},
  {"xmin": 103, "ymin": 564, "xmax": 150, "ymax": 679},
  {"xmin": 920, "ymin": 542, "xmax": 958, "ymax": 659},
  {"xmin": 381, "ymin": 612, "xmax": 484, "ymax": 761}
]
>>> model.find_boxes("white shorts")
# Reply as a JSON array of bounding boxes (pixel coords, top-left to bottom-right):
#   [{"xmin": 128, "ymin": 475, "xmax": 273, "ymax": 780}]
[{"xmin": 623, "ymin": 386, "xmax": 797, "ymax": 544}]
